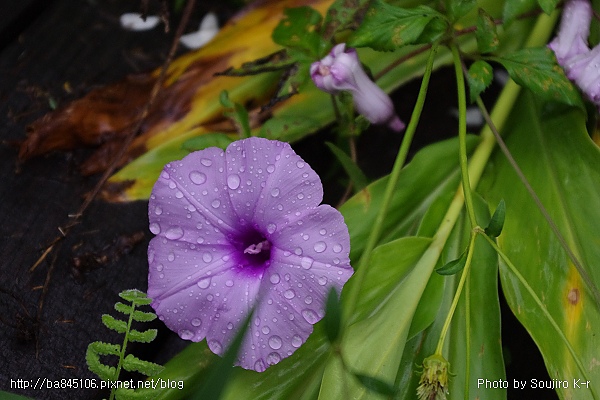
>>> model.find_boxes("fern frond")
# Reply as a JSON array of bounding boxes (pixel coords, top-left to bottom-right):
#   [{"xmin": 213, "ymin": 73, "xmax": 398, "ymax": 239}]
[
  {"xmin": 102, "ymin": 314, "xmax": 127, "ymax": 333},
  {"xmin": 86, "ymin": 341, "xmax": 120, "ymax": 381},
  {"xmin": 122, "ymin": 354, "xmax": 165, "ymax": 376},
  {"xmin": 127, "ymin": 328, "xmax": 158, "ymax": 343}
]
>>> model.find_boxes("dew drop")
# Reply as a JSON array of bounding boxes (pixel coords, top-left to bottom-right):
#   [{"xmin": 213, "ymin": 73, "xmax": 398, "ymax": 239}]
[
  {"xmin": 266, "ymin": 164, "xmax": 275, "ymax": 173},
  {"xmin": 211, "ymin": 199, "xmax": 221, "ymax": 208},
  {"xmin": 225, "ymin": 280, "xmax": 234, "ymax": 287},
  {"xmin": 261, "ymin": 326, "xmax": 270, "ymax": 335},
  {"xmin": 300, "ymin": 257, "xmax": 313, "ymax": 270},
  {"xmin": 196, "ymin": 237, "xmax": 205, "ymax": 244},
  {"xmin": 227, "ymin": 174, "xmax": 241, "ymax": 190},
  {"xmin": 296, "ymin": 161, "xmax": 305, "ymax": 168},
  {"xmin": 270, "ymin": 273, "xmax": 281, "ymax": 284},
  {"xmin": 294, "ymin": 247, "xmax": 303, "ymax": 256},
  {"xmin": 270, "ymin": 188, "xmax": 280, "ymax": 197},
  {"xmin": 167, "ymin": 252, "xmax": 175, "ymax": 262},
  {"xmin": 208, "ymin": 340, "xmax": 222, "ymax": 354},
  {"xmin": 304, "ymin": 296, "xmax": 313, "ymax": 305},
  {"xmin": 197, "ymin": 278, "xmax": 210, "ymax": 289},
  {"xmin": 319, "ymin": 228, "xmax": 327, "ymax": 236},
  {"xmin": 165, "ymin": 226, "xmax": 184, "ymax": 240},
  {"xmin": 267, "ymin": 352, "xmax": 281, "ymax": 365},
  {"xmin": 203, "ymin": 252, "xmax": 213, "ymax": 263},
  {"xmin": 297, "ymin": 193, "xmax": 304, "ymax": 200},
  {"xmin": 267, "ymin": 223, "xmax": 277, "ymax": 234},
  {"xmin": 168, "ymin": 181, "xmax": 176, "ymax": 189},
  {"xmin": 191, "ymin": 318, "xmax": 202, "ymax": 327},
  {"xmin": 160, "ymin": 171, "xmax": 170, "ymax": 179},
  {"xmin": 149, "ymin": 222, "xmax": 161, "ymax": 234},
  {"xmin": 268, "ymin": 335, "xmax": 282, "ymax": 350},
  {"xmin": 154, "ymin": 205, "xmax": 163, "ymax": 215},
  {"xmin": 284, "ymin": 289, "xmax": 296, "ymax": 299},
  {"xmin": 179, "ymin": 329, "xmax": 194, "ymax": 340},
  {"xmin": 254, "ymin": 360, "xmax": 266, "ymax": 372},
  {"xmin": 200, "ymin": 158, "xmax": 213, "ymax": 167},
  {"xmin": 156, "ymin": 264, "xmax": 164, "ymax": 272},
  {"xmin": 302, "ymin": 309, "xmax": 319, "ymax": 324},
  {"xmin": 291, "ymin": 335, "xmax": 303, "ymax": 348},
  {"xmin": 175, "ymin": 191, "xmax": 184, "ymax": 199},
  {"xmin": 333, "ymin": 244, "xmax": 343, "ymax": 253},
  {"xmin": 313, "ymin": 241, "xmax": 327, "ymax": 253}
]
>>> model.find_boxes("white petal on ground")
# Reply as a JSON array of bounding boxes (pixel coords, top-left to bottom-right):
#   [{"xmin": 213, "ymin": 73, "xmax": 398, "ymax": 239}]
[
  {"xmin": 180, "ymin": 12, "xmax": 219, "ymax": 49},
  {"xmin": 120, "ymin": 13, "xmax": 160, "ymax": 31}
]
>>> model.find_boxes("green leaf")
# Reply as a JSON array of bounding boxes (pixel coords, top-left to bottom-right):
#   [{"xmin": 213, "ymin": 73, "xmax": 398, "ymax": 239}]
[
  {"xmin": 436, "ymin": 251, "xmax": 467, "ymax": 275},
  {"xmin": 476, "ymin": 8, "xmax": 499, "ymax": 54},
  {"xmin": 128, "ymin": 328, "xmax": 158, "ymax": 343},
  {"xmin": 324, "ymin": 287, "xmax": 342, "ymax": 344},
  {"xmin": 131, "ymin": 310, "xmax": 157, "ymax": 323},
  {"xmin": 484, "ymin": 199, "xmax": 506, "ymax": 237},
  {"xmin": 119, "ymin": 289, "xmax": 152, "ymax": 306},
  {"xmin": 272, "ymin": 6, "xmax": 325, "ymax": 57},
  {"xmin": 325, "ymin": 142, "xmax": 369, "ymax": 193},
  {"xmin": 537, "ymin": 0, "xmax": 560, "ymax": 14},
  {"xmin": 114, "ymin": 302, "xmax": 133, "ymax": 315},
  {"xmin": 348, "ymin": 0, "xmax": 448, "ymax": 51},
  {"xmin": 352, "ymin": 373, "xmax": 397, "ymax": 396},
  {"xmin": 444, "ymin": 0, "xmax": 477, "ymax": 21},
  {"xmin": 492, "ymin": 48, "xmax": 584, "ymax": 107},
  {"xmin": 467, "ymin": 60, "xmax": 494, "ymax": 102},
  {"xmin": 181, "ymin": 132, "xmax": 234, "ymax": 153},
  {"xmin": 479, "ymin": 92, "xmax": 600, "ymax": 399},
  {"xmin": 322, "ymin": 0, "xmax": 371, "ymax": 40},
  {"xmin": 102, "ymin": 314, "xmax": 127, "ymax": 333},
  {"xmin": 86, "ymin": 342, "xmax": 120, "ymax": 381},
  {"xmin": 220, "ymin": 90, "xmax": 251, "ymax": 138},
  {"xmin": 122, "ymin": 354, "xmax": 164, "ymax": 376},
  {"xmin": 502, "ymin": 0, "xmax": 537, "ymax": 24}
]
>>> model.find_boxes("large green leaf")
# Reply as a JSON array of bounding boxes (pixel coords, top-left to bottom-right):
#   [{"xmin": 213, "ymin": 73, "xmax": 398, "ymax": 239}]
[{"xmin": 479, "ymin": 93, "xmax": 600, "ymax": 399}]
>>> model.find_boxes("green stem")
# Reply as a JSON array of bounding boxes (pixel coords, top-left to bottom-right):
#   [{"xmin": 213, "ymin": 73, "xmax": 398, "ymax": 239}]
[
  {"xmin": 450, "ymin": 43, "xmax": 478, "ymax": 229},
  {"xmin": 478, "ymin": 231, "xmax": 595, "ymax": 398},
  {"xmin": 344, "ymin": 44, "xmax": 439, "ymax": 321},
  {"xmin": 435, "ymin": 232, "xmax": 476, "ymax": 355},
  {"xmin": 110, "ymin": 303, "xmax": 137, "ymax": 400}
]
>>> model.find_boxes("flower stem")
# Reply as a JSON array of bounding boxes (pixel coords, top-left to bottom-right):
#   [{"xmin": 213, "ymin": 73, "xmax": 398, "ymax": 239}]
[
  {"xmin": 435, "ymin": 232, "xmax": 476, "ymax": 355},
  {"xmin": 344, "ymin": 44, "xmax": 439, "ymax": 321},
  {"xmin": 450, "ymin": 43, "xmax": 478, "ymax": 229},
  {"xmin": 110, "ymin": 303, "xmax": 137, "ymax": 400}
]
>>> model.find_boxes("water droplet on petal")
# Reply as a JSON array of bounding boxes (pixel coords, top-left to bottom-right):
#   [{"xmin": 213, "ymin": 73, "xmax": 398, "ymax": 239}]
[
  {"xmin": 304, "ymin": 296, "xmax": 313, "ymax": 305},
  {"xmin": 268, "ymin": 335, "xmax": 282, "ymax": 350},
  {"xmin": 284, "ymin": 289, "xmax": 295, "ymax": 299},
  {"xmin": 297, "ymin": 193, "xmax": 304, "ymax": 200},
  {"xmin": 197, "ymin": 278, "xmax": 210, "ymax": 289},
  {"xmin": 227, "ymin": 174, "xmax": 241, "ymax": 190},
  {"xmin": 191, "ymin": 318, "xmax": 202, "ymax": 327},
  {"xmin": 313, "ymin": 241, "xmax": 327, "ymax": 253},
  {"xmin": 294, "ymin": 247, "xmax": 302, "ymax": 256},
  {"xmin": 319, "ymin": 229, "xmax": 327, "ymax": 235},
  {"xmin": 267, "ymin": 223, "xmax": 277, "ymax": 234},
  {"xmin": 154, "ymin": 205, "xmax": 163, "ymax": 215},
  {"xmin": 201, "ymin": 158, "xmax": 213, "ymax": 167},
  {"xmin": 301, "ymin": 257, "xmax": 313, "ymax": 270},
  {"xmin": 149, "ymin": 222, "xmax": 161, "ymax": 234},
  {"xmin": 267, "ymin": 352, "xmax": 281, "ymax": 365},
  {"xmin": 227, "ymin": 322, "xmax": 234, "ymax": 330},
  {"xmin": 291, "ymin": 335, "xmax": 303, "ymax": 348},
  {"xmin": 168, "ymin": 181, "xmax": 176, "ymax": 189},
  {"xmin": 271, "ymin": 188, "xmax": 280, "ymax": 197},
  {"xmin": 254, "ymin": 360, "xmax": 266, "ymax": 372},
  {"xmin": 208, "ymin": 340, "xmax": 222, "ymax": 354},
  {"xmin": 160, "ymin": 171, "xmax": 170, "ymax": 179},
  {"xmin": 211, "ymin": 199, "xmax": 221, "ymax": 208},
  {"xmin": 156, "ymin": 264, "xmax": 164, "ymax": 272},
  {"xmin": 167, "ymin": 252, "xmax": 175, "ymax": 262},
  {"xmin": 270, "ymin": 274, "xmax": 280, "ymax": 284},
  {"xmin": 266, "ymin": 164, "xmax": 275, "ymax": 173},
  {"xmin": 225, "ymin": 280, "xmax": 234, "ymax": 287},
  {"xmin": 179, "ymin": 329, "xmax": 194, "ymax": 340},
  {"xmin": 175, "ymin": 191, "xmax": 184, "ymax": 199},
  {"xmin": 165, "ymin": 226, "xmax": 184, "ymax": 240},
  {"xmin": 203, "ymin": 252, "xmax": 213, "ymax": 263},
  {"xmin": 296, "ymin": 161, "xmax": 305, "ymax": 168},
  {"xmin": 333, "ymin": 244, "xmax": 343, "ymax": 253},
  {"xmin": 261, "ymin": 326, "xmax": 270, "ymax": 335},
  {"xmin": 196, "ymin": 237, "xmax": 205, "ymax": 244},
  {"xmin": 302, "ymin": 309, "xmax": 319, "ymax": 324}
]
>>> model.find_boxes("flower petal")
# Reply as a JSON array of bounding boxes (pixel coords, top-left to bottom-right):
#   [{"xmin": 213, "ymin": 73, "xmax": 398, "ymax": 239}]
[
  {"xmin": 548, "ymin": 0, "xmax": 592, "ymax": 64},
  {"xmin": 224, "ymin": 137, "xmax": 323, "ymax": 229}
]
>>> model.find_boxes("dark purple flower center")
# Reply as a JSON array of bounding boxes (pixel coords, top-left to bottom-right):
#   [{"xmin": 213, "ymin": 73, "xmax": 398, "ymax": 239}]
[{"xmin": 237, "ymin": 229, "xmax": 272, "ymax": 269}]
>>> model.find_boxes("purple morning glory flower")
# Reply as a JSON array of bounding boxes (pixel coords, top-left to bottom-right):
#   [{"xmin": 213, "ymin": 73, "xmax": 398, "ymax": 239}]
[
  {"xmin": 310, "ymin": 43, "xmax": 405, "ymax": 132},
  {"xmin": 548, "ymin": 0, "xmax": 592, "ymax": 66},
  {"xmin": 147, "ymin": 137, "xmax": 353, "ymax": 372},
  {"xmin": 548, "ymin": 0, "xmax": 600, "ymax": 106}
]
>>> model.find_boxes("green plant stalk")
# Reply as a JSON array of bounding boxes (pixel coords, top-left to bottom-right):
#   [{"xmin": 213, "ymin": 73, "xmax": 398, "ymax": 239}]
[
  {"xmin": 435, "ymin": 233, "xmax": 477, "ymax": 356},
  {"xmin": 464, "ymin": 271, "xmax": 471, "ymax": 399},
  {"xmin": 110, "ymin": 302, "xmax": 137, "ymax": 400},
  {"xmin": 344, "ymin": 44, "xmax": 439, "ymax": 322},
  {"xmin": 478, "ymin": 230, "xmax": 595, "ymax": 396},
  {"xmin": 451, "ymin": 42, "xmax": 478, "ymax": 229}
]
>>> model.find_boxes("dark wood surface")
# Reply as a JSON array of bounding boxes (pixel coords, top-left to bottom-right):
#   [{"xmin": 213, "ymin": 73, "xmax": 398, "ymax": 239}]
[{"xmin": 0, "ymin": 1, "xmax": 221, "ymax": 399}]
